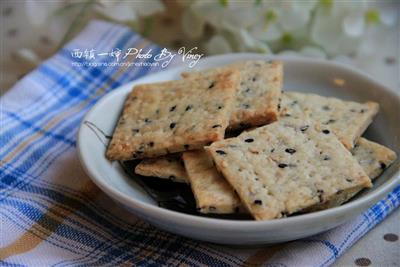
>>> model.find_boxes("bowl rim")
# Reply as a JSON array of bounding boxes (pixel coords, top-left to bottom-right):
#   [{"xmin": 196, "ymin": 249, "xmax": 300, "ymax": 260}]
[{"xmin": 77, "ymin": 53, "xmax": 400, "ymax": 229}]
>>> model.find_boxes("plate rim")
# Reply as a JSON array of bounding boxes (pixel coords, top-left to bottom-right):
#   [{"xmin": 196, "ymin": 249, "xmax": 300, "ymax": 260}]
[{"xmin": 77, "ymin": 53, "xmax": 400, "ymax": 229}]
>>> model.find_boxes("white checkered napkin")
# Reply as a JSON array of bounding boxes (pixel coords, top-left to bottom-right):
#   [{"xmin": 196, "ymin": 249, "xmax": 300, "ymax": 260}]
[{"xmin": 0, "ymin": 20, "xmax": 398, "ymax": 267}]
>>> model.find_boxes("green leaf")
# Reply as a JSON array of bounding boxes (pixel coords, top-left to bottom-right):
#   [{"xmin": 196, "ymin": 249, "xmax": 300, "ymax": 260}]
[{"xmin": 255, "ymin": 0, "xmax": 262, "ymax": 5}]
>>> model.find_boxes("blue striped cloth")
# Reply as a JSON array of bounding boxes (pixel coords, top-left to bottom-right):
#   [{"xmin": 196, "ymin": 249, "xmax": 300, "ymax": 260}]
[{"xmin": 0, "ymin": 20, "xmax": 399, "ymax": 267}]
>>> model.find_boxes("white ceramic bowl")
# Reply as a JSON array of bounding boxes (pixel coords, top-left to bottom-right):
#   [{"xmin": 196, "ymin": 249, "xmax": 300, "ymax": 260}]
[{"xmin": 77, "ymin": 53, "xmax": 400, "ymax": 245}]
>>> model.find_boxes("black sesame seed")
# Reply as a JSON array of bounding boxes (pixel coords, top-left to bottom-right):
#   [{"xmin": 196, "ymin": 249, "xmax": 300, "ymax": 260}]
[
  {"xmin": 184, "ymin": 144, "xmax": 190, "ymax": 150},
  {"xmin": 170, "ymin": 105, "xmax": 176, "ymax": 112},
  {"xmin": 285, "ymin": 148, "xmax": 296, "ymax": 154},
  {"xmin": 380, "ymin": 162, "xmax": 387, "ymax": 169},
  {"xmin": 148, "ymin": 142, "xmax": 154, "ymax": 147},
  {"xmin": 208, "ymin": 82, "xmax": 215, "ymax": 89},
  {"xmin": 317, "ymin": 189, "xmax": 324, "ymax": 202},
  {"xmin": 212, "ymin": 124, "xmax": 222, "ymax": 128},
  {"xmin": 252, "ymin": 77, "xmax": 257, "ymax": 82},
  {"xmin": 254, "ymin": 200, "xmax": 262, "ymax": 205},
  {"xmin": 323, "ymin": 155, "xmax": 330, "ymax": 160},
  {"xmin": 285, "ymin": 114, "xmax": 291, "ymax": 117},
  {"xmin": 170, "ymin": 122, "xmax": 176, "ymax": 129},
  {"xmin": 278, "ymin": 163, "xmax": 288, "ymax": 168},
  {"xmin": 270, "ymin": 148, "xmax": 275, "ymax": 153},
  {"xmin": 245, "ymin": 88, "xmax": 251, "ymax": 93},
  {"xmin": 185, "ymin": 105, "xmax": 192, "ymax": 111},
  {"xmin": 360, "ymin": 109, "xmax": 366, "ymax": 113},
  {"xmin": 144, "ymin": 118, "xmax": 151, "ymax": 123},
  {"xmin": 132, "ymin": 129, "xmax": 139, "ymax": 133},
  {"xmin": 217, "ymin": 105, "xmax": 223, "ymax": 110},
  {"xmin": 255, "ymin": 177, "xmax": 259, "ymax": 181},
  {"xmin": 216, "ymin": 150, "xmax": 226, "ymax": 155},
  {"xmin": 243, "ymin": 103, "xmax": 250, "ymax": 109},
  {"xmin": 300, "ymin": 125, "xmax": 309, "ymax": 132},
  {"xmin": 322, "ymin": 129, "xmax": 330, "ymax": 134},
  {"xmin": 346, "ymin": 178, "xmax": 353, "ymax": 182},
  {"xmin": 244, "ymin": 138, "xmax": 254, "ymax": 143},
  {"xmin": 239, "ymin": 122, "xmax": 251, "ymax": 129},
  {"xmin": 277, "ymin": 103, "xmax": 281, "ymax": 110}
]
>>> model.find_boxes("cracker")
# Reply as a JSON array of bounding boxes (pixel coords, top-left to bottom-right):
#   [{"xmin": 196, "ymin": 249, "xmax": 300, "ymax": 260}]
[
  {"xmin": 106, "ymin": 69, "xmax": 239, "ymax": 160},
  {"xmin": 183, "ymin": 60, "xmax": 282, "ymax": 130},
  {"xmin": 293, "ymin": 138, "xmax": 396, "ymax": 212},
  {"xmin": 280, "ymin": 92, "xmax": 379, "ymax": 149},
  {"xmin": 352, "ymin": 138, "xmax": 397, "ymax": 180},
  {"xmin": 135, "ymin": 155, "xmax": 189, "ymax": 183},
  {"xmin": 206, "ymin": 118, "xmax": 372, "ymax": 220},
  {"xmin": 182, "ymin": 150, "xmax": 242, "ymax": 214}
]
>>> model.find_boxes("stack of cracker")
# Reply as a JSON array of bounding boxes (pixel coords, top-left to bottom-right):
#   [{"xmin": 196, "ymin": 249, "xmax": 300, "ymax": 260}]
[{"xmin": 106, "ymin": 60, "xmax": 397, "ymax": 221}]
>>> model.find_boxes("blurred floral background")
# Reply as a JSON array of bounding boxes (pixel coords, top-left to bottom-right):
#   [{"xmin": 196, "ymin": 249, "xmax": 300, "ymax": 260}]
[{"xmin": 1, "ymin": 0, "xmax": 399, "ymax": 92}]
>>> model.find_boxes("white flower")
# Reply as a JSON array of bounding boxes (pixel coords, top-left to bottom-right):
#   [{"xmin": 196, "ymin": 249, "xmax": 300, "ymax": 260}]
[
  {"xmin": 299, "ymin": 46, "xmax": 327, "ymax": 58},
  {"xmin": 190, "ymin": 0, "xmax": 260, "ymax": 32},
  {"xmin": 278, "ymin": 46, "xmax": 326, "ymax": 59},
  {"xmin": 311, "ymin": 0, "xmax": 368, "ymax": 56},
  {"xmin": 205, "ymin": 35, "xmax": 232, "ymax": 55},
  {"xmin": 95, "ymin": 0, "xmax": 165, "ymax": 22},
  {"xmin": 267, "ymin": 1, "xmax": 317, "ymax": 32},
  {"xmin": 249, "ymin": 0, "xmax": 318, "ymax": 47},
  {"xmin": 232, "ymin": 29, "xmax": 271, "ymax": 53}
]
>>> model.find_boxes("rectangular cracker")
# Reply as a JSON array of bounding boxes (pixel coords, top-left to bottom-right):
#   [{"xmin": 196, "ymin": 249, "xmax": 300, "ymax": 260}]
[
  {"xmin": 308, "ymin": 137, "xmax": 397, "ymax": 211},
  {"xmin": 352, "ymin": 137, "xmax": 397, "ymax": 180},
  {"xmin": 182, "ymin": 150, "xmax": 242, "ymax": 214},
  {"xmin": 280, "ymin": 92, "xmax": 379, "ymax": 149},
  {"xmin": 206, "ymin": 118, "xmax": 372, "ymax": 220},
  {"xmin": 144, "ymin": 138, "xmax": 395, "ymax": 213},
  {"xmin": 183, "ymin": 60, "xmax": 283, "ymax": 130},
  {"xmin": 135, "ymin": 155, "xmax": 188, "ymax": 183},
  {"xmin": 106, "ymin": 69, "xmax": 240, "ymax": 160}
]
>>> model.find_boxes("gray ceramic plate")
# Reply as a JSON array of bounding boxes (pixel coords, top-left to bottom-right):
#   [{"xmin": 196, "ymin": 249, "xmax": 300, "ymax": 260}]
[{"xmin": 77, "ymin": 53, "xmax": 400, "ymax": 245}]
